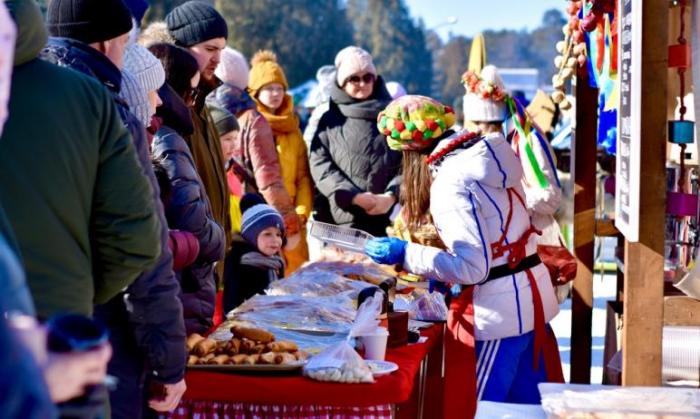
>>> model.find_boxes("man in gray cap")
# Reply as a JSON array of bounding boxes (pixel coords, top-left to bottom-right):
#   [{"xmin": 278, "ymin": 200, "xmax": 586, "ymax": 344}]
[{"xmin": 165, "ymin": 1, "xmax": 232, "ymax": 263}]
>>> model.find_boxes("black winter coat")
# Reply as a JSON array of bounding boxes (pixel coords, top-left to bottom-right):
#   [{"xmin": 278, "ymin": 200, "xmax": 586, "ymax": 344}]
[
  {"xmin": 308, "ymin": 77, "xmax": 401, "ymax": 237},
  {"xmin": 153, "ymin": 84, "xmax": 226, "ymax": 335},
  {"xmin": 223, "ymin": 236, "xmax": 284, "ymax": 314},
  {"xmin": 41, "ymin": 37, "xmax": 187, "ymax": 385}
]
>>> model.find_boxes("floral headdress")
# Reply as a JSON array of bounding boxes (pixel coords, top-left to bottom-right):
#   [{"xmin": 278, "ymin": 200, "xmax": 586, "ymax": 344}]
[{"xmin": 461, "ymin": 70, "xmax": 508, "ymax": 102}]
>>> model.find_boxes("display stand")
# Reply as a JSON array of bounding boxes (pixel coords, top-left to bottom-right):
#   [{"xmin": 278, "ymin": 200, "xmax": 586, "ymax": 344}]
[{"xmin": 572, "ymin": 0, "xmax": 700, "ymax": 387}]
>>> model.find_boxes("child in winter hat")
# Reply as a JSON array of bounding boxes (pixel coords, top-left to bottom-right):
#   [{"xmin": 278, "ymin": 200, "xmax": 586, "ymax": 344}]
[
  {"xmin": 122, "ymin": 43, "xmax": 166, "ymax": 128},
  {"xmin": 223, "ymin": 193, "xmax": 286, "ymax": 311},
  {"xmin": 215, "ymin": 47, "xmax": 249, "ymax": 91},
  {"xmin": 334, "ymin": 46, "xmax": 377, "ymax": 87},
  {"xmin": 207, "ymin": 104, "xmax": 246, "ymax": 231}
]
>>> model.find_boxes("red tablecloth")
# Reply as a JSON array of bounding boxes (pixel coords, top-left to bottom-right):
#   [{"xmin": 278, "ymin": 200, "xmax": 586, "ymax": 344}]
[{"xmin": 181, "ymin": 324, "xmax": 442, "ymax": 407}]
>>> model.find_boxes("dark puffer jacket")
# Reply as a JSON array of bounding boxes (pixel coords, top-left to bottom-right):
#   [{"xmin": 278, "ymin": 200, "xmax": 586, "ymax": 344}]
[
  {"xmin": 308, "ymin": 77, "xmax": 401, "ymax": 237},
  {"xmin": 41, "ymin": 38, "xmax": 187, "ymax": 386},
  {"xmin": 154, "ymin": 83, "xmax": 226, "ymax": 335}
]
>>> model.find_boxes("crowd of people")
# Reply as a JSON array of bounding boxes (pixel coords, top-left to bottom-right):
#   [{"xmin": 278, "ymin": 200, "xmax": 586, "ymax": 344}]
[{"xmin": 0, "ymin": 0, "xmax": 566, "ymax": 418}]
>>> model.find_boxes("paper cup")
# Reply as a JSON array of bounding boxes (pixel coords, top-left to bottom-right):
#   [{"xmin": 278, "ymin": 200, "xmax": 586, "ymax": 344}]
[{"xmin": 360, "ymin": 327, "xmax": 389, "ymax": 361}]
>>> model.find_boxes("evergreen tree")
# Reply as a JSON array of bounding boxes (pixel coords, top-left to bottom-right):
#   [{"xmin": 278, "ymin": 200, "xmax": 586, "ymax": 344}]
[
  {"xmin": 346, "ymin": 0, "xmax": 432, "ymax": 95},
  {"xmin": 216, "ymin": 0, "xmax": 353, "ymax": 87},
  {"xmin": 434, "ymin": 35, "xmax": 471, "ymax": 107}
]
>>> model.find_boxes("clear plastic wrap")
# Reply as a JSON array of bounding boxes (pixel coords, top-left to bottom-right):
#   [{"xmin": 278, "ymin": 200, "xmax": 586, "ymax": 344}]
[
  {"xmin": 410, "ymin": 292, "xmax": 448, "ymax": 321},
  {"xmin": 394, "ymin": 292, "xmax": 448, "ymax": 321},
  {"xmin": 225, "ymin": 294, "xmax": 356, "ymax": 333},
  {"xmin": 267, "ymin": 269, "xmax": 370, "ymax": 299}
]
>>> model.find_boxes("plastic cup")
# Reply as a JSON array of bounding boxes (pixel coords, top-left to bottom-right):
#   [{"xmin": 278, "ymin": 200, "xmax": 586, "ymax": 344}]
[{"xmin": 360, "ymin": 327, "xmax": 389, "ymax": 361}]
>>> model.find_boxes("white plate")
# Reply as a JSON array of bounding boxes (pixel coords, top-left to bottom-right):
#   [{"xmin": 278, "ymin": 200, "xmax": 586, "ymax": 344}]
[{"xmin": 365, "ymin": 360, "xmax": 398, "ymax": 377}]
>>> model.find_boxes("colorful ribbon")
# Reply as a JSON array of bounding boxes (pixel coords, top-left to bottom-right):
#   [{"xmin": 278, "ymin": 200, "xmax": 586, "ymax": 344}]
[{"xmin": 507, "ymin": 97, "xmax": 550, "ymax": 189}]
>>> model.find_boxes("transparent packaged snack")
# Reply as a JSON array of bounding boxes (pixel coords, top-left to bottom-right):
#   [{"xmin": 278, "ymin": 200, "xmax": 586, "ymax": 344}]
[
  {"xmin": 267, "ymin": 269, "xmax": 369, "ymax": 299},
  {"xmin": 225, "ymin": 294, "xmax": 357, "ymax": 333}
]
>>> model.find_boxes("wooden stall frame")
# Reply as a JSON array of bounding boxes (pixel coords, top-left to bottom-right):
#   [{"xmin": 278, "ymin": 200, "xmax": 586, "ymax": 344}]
[
  {"xmin": 571, "ymin": 62, "xmax": 598, "ymax": 384},
  {"xmin": 620, "ymin": 0, "xmax": 668, "ymax": 387}
]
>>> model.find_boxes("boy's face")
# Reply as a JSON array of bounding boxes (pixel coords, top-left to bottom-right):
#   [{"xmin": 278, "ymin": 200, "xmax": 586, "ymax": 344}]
[
  {"xmin": 257, "ymin": 226, "xmax": 283, "ymax": 257},
  {"xmin": 219, "ymin": 130, "xmax": 238, "ymax": 163},
  {"xmin": 258, "ymin": 82, "xmax": 285, "ymax": 113}
]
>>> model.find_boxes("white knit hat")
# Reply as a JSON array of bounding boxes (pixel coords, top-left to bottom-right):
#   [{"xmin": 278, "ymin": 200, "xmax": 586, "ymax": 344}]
[
  {"xmin": 462, "ymin": 65, "xmax": 508, "ymax": 123},
  {"xmin": 334, "ymin": 46, "xmax": 376, "ymax": 86},
  {"xmin": 215, "ymin": 47, "xmax": 249, "ymax": 90}
]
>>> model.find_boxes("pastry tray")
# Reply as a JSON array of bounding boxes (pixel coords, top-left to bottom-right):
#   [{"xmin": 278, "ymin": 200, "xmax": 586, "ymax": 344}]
[{"xmin": 188, "ymin": 361, "xmax": 306, "ymax": 375}]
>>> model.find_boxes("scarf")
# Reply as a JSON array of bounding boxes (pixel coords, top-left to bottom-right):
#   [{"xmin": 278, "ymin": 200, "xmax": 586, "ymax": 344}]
[
  {"xmin": 329, "ymin": 76, "xmax": 392, "ymax": 120},
  {"xmin": 254, "ymin": 94, "xmax": 299, "ymax": 134},
  {"xmin": 240, "ymin": 251, "xmax": 285, "ymax": 284}
]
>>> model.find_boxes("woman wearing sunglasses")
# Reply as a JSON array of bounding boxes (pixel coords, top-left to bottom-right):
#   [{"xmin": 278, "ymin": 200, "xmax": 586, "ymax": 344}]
[{"xmin": 308, "ymin": 46, "xmax": 401, "ymax": 239}]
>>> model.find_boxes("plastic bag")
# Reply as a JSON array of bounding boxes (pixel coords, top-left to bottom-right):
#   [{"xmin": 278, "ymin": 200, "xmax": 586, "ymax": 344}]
[
  {"xmin": 349, "ymin": 294, "xmax": 383, "ymax": 338},
  {"xmin": 303, "ymin": 295, "xmax": 382, "ymax": 383},
  {"xmin": 409, "ymin": 292, "xmax": 448, "ymax": 321},
  {"xmin": 303, "ymin": 340, "xmax": 374, "ymax": 383}
]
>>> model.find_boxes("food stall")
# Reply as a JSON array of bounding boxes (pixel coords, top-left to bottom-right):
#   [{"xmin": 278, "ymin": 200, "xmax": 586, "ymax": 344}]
[{"xmin": 167, "ymin": 251, "xmax": 448, "ymax": 419}]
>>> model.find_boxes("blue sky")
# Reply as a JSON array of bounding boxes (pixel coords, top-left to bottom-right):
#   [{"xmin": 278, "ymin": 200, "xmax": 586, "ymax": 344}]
[{"xmin": 404, "ymin": 0, "xmax": 567, "ymax": 40}]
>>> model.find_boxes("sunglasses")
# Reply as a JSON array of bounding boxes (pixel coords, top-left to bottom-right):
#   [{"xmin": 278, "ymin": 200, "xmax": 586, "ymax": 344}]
[{"xmin": 346, "ymin": 73, "xmax": 375, "ymax": 86}]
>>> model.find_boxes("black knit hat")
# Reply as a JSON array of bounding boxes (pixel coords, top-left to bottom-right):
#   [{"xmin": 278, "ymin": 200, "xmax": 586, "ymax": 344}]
[
  {"xmin": 46, "ymin": 0, "xmax": 134, "ymax": 44},
  {"xmin": 165, "ymin": 1, "xmax": 228, "ymax": 47}
]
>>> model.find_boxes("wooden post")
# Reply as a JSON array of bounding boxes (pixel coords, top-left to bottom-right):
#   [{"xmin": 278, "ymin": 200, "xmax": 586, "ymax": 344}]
[
  {"xmin": 570, "ymin": 65, "xmax": 598, "ymax": 384},
  {"xmin": 621, "ymin": 0, "xmax": 667, "ymax": 386}
]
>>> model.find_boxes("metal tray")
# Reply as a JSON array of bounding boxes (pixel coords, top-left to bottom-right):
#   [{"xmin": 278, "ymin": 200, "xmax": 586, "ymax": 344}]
[{"xmin": 188, "ymin": 361, "xmax": 306, "ymax": 374}]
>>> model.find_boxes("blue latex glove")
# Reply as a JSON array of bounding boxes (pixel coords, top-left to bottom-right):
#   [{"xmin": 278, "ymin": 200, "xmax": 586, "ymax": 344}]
[{"xmin": 364, "ymin": 237, "xmax": 407, "ymax": 265}]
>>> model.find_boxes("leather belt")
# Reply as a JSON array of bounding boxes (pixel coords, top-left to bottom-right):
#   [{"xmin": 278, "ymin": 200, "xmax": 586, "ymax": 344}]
[{"xmin": 482, "ymin": 253, "xmax": 542, "ymax": 284}]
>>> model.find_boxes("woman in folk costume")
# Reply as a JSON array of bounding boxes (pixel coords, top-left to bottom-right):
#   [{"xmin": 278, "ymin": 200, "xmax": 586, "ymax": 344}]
[
  {"xmin": 463, "ymin": 66, "xmax": 561, "ymax": 241},
  {"xmin": 247, "ymin": 50, "xmax": 313, "ymax": 275},
  {"xmin": 463, "ymin": 65, "xmax": 570, "ymax": 302},
  {"xmin": 365, "ymin": 95, "xmax": 562, "ymax": 416}
]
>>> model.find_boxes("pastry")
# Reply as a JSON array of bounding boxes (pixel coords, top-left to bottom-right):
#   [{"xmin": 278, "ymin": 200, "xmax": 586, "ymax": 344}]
[
  {"xmin": 240, "ymin": 338, "xmax": 255, "ymax": 354},
  {"xmin": 242, "ymin": 354, "xmax": 260, "ymax": 365},
  {"xmin": 227, "ymin": 338, "xmax": 241, "ymax": 355},
  {"xmin": 274, "ymin": 352, "xmax": 297, "ymax": 364},
  {"xmin": 193, "ymin": 338, "xmax": 217, "ymax": 357},
  {"xmin": 186, "ymin": 333, "xmax": 205, "ymax": 351},
  {"xmin": 230, "ymin": 326, "xmax": 275, "ymax": 343},
  {"xmin": 294, "ymin": 351, "xmax": 309, "ymax": 361},
  {"xmin": 214, "ymin": 340, "xmax": 229, "ymax": 355},
  {"xmin": 259, "ymin": 352, "xmax": 276, "ymax": 364},
  {"xmin": 266, "ymin": 341, "xmax": 298, "ymax": 353},
  {"xmin": 187, "ymin": 355, "xmax": 199, "ymax": 365},
  {"xmin": 208, "ymin": 354, "xmax": 230, "ymax": 365},
  {"xmin": 231, "ymin": 354, "xmax": 249, "ymax": 365},
  {"xmin": 251, "ymin": 343, "xmax": 266, "ymax": 355},
  {"xmin": 196, "ymin": 353, "xmax": 215, "ymax": 365}
]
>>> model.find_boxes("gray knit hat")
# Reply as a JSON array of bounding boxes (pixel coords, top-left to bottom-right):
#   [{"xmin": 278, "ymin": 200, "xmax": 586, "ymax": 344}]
[
  {"xmin": 208, "ymin": 105, "xmax": 239, "ymax": 136},
  {"xmin": 165, "ymin": 1, "xmax": 228, "ymax": 47},
  {"xmin": 122, "ymin": 44, "xmax": 165, "ymax": 126}
]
